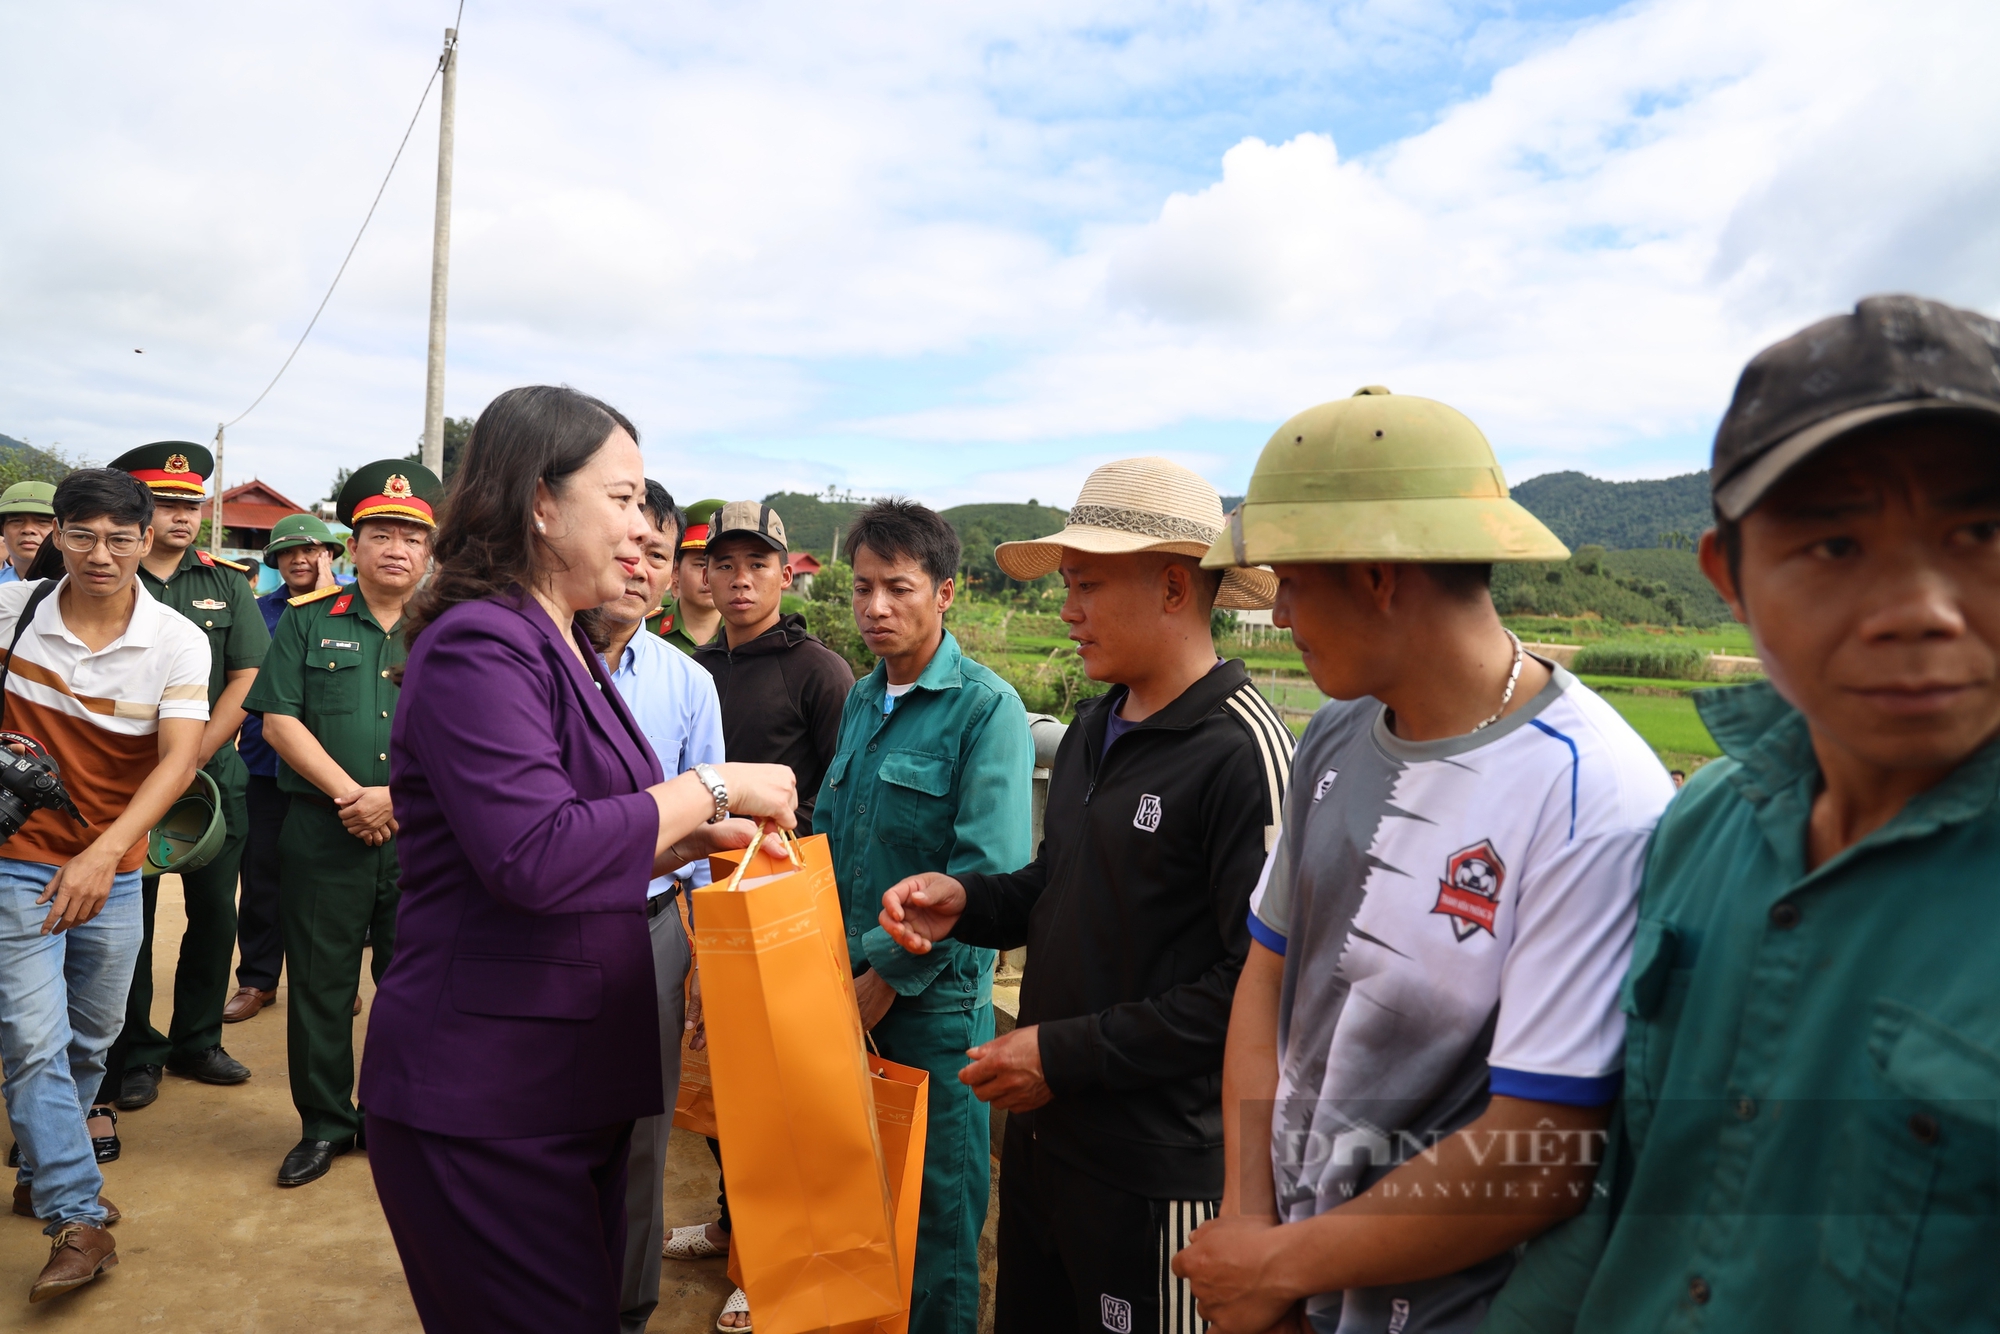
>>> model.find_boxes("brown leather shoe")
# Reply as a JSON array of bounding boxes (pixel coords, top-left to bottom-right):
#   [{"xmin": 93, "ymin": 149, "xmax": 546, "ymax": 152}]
[
  {"xmin": 28, "ymin": 1222, "xmax": 117, "ymax": 1302},
  {"xmin": 223, "ymin": 986, "xmax": 276, "ymax": 1023},
  {"xmin": 13, "ymin": 1184, "xmax": 119, "ymax": 1226}
]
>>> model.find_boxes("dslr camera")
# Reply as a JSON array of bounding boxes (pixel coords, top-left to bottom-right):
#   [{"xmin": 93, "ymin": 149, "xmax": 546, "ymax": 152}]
[{"xmin": 0, "ymin": 733, "xmax": 87, "ymax": 844}]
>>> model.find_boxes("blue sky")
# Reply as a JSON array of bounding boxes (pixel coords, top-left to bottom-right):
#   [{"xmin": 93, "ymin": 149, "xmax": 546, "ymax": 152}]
[{"xmin": 4, "ymin": 0, "xmax": 1997, "ymax": 512}]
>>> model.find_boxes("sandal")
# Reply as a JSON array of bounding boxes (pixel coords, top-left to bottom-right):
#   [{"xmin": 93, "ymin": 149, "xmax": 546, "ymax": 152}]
[
  {"xmin": 87, "ymin": 1107, "xmax": 119, "ymax": 1164},
  {"xmin": 715, "ymin": 1286, "xmax": 751, "ymax": 1332},
  {"xmin": 664, "ymin": 1222, "xmax": 726, "ymax": 1260}
]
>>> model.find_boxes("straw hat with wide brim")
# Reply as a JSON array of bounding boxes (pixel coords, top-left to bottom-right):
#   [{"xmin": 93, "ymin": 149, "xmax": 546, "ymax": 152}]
[{"xmin": 994, "ymin": 458, "xmax": 1276, "ymax": 610}]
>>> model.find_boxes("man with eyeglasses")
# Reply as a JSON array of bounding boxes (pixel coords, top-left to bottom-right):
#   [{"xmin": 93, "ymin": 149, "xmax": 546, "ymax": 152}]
[
  {"xmin": 94, "ymin": 443, "xmax": 268, "ymax": 1133},
  {"xmin": 244, "ymin": 460, "xmax": 441, "ymax": 1189},
  {"xmin": 595, "ymin": 481, "xmax": 727, "ymax": 1334},
  {"xmin": 0, "ymin": 469, "xmax": 211, "ymax": 1301}
]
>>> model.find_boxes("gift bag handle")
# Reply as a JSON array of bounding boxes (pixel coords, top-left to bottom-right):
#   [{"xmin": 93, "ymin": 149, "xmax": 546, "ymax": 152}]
[{"xmin": 719, "ymin": 823, "xmax": 804, "ymax": 892}]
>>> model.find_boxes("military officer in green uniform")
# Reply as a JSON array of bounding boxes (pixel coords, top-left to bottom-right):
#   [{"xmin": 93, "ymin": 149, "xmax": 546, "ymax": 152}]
[
  {"xmin": 657, "ymin": 498, "xmax": 724, "ymax": 654},
  {"xmin": 98, "ymin": 442, "xmax": 269, "ymax": 1126},
  {"xmin": 243, "ymin": 460, "xmax": 440, "ymax": 1189}
]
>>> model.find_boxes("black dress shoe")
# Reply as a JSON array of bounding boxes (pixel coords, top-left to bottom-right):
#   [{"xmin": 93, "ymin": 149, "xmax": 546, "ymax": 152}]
[
  {"xmin": 87, "ymin": 1108, "xmax": 119, "ymax": 1164},
  {"xmin": 165, "ymin": 1046, "xmax": 251, "ymax": 1086},
  {"xmin": 277, "ymin": 1137, "xmax": 354, "ymax": 1188},
  {"xmin": 115, "ymin": 1065, "xmax": 162, "ymax": 1111}
]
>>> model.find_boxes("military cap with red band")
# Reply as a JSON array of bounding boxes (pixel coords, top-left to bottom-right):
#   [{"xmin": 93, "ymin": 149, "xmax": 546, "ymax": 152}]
[
  {"xmin": 337, "ymin": 459, "xmax": 444, "ymax": 530},
  {"xmin": 108, "ymin": 441, "xmax": 214, "ymax": 498},
  {"xmin": 678, "ymin": 498, "xmax": 725, "ymax": 553}
]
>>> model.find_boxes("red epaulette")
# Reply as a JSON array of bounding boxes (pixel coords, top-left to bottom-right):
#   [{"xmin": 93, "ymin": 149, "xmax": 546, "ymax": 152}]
[
  {"xmin": 329, "ymin": 593, "xmax": 355, "ymax": 616},
  {"xmin": 195, "ymin": 550, "xmax": 215, "ymax": 567}
]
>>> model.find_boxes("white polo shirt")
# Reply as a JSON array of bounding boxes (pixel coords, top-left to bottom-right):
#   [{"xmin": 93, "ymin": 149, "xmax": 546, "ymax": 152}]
[{"xmin": 0, "ymin": 577, "xmax": 210, "ymax": 872}]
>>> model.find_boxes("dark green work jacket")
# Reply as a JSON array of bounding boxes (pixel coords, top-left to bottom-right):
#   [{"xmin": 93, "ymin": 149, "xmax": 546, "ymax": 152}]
[{"xmin": 811, "ymin": 631, "xmax": 1034, "ymax": 1011}]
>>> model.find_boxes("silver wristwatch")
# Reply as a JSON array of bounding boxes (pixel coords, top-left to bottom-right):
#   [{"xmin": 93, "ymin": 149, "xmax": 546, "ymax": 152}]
[{"xmin": 693, "ymin": 763, "xmax": 729, "ymax": 825}]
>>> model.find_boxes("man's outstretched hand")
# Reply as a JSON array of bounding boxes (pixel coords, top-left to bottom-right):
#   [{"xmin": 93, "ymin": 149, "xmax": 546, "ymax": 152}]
[
  {"xmin": 878, "ymin": 873, "xmax": 967, "ymax": 954},
  {"xmin": 960, "ymin": 1024, "xmax": 1052, "ymax": 1111}
]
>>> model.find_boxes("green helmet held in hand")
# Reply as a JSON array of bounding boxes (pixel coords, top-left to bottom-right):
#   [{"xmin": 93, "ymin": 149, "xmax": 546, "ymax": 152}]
[
  {"xmin": 145, "ymin": 770, "xmax": 226, "ymax": 878},
  {"xmin": 263, "ymin": 512, "xmax": 342, "ymax": 568},
  {"xmin": 1203, "ymin": 386, "xmax": 1568, "ymax": 569}
]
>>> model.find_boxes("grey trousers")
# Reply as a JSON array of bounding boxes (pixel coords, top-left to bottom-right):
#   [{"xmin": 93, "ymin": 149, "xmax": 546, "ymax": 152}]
[{"xmin": 620, "ymin": 897, "xmax": 692, "ymax": 1334}]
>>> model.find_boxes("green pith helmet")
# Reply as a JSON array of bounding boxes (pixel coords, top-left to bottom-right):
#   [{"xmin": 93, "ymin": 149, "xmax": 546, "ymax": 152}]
[
  {"xmin": 0, "ymin": 482, "xmax": 56, "ymax": 518},
  {"xmin": 263, "ymin": 512, "xmax": 341, "ymax": 568},
  {"xmin": 1202, "ymin": 386, "xmax": 1569, "ymax": 568},
  {"xmin": 145, "ymin": 770, "xmax": 226, "ymax": 878}
]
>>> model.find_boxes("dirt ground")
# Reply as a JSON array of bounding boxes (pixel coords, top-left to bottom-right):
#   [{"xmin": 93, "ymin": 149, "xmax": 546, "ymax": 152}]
[{"xmin": 0, "ymin": 877, "xmax": 735, "ymax": 1334}]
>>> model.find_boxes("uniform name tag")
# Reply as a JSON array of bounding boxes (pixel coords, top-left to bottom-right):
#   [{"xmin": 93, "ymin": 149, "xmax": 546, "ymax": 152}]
[
  {"xmin": 320, "ymin": 638, "xmax": 362, "ymax": 652},
  {"xmin": 191, "ymin": 599, "xmax": 228, "ymax": 610}
]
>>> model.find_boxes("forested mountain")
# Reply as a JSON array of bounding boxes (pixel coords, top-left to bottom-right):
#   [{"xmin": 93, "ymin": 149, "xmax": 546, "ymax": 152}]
[
  {"xmin": 759, "ymin": 492, "xmax": 871, "ymax": 555},
  {"xmin": 940, "ymin": 502, "xmax": 1067, "ymax": 592},
  {"xmin": 1509, "ymin": 471, "xmax": 1711, "ymax": 550},
  {"xmin": 0, "ymin": 434, "xmax": 79, "ymax": 489},
  {"xmin": 1491, "ymin": 546, "xmax": 1732, "ymax": 625}
]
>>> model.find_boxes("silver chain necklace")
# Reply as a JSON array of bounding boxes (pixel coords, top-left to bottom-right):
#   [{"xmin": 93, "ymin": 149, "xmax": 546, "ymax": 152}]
[{"xmin": 1472, "ymin": 629, "xmax": 1526, "ymax": 731}]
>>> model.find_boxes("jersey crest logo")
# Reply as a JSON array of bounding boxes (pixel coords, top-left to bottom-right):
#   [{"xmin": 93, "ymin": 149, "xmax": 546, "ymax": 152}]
[
  {"xmin": 164, "ymin": 454, "xmax": 191, "ymax": 474},
  {"xmin": 1433, "ymin": 839, "xmax": 1505, "ymax": 940},
  {"xmin": 329, "ymin": 593, "xmax": 354, "ymax": 615},
  {"xmin": 383, "ymin": 473, "xmax": 413, "ymax": 499},
  {"xmin": 1313, "ymin": 768, "xmax": 1338, "ymax": 802},
  {"xmin": 1132, "ymin": 794, "xmax": 1162, "ymax": 833}
]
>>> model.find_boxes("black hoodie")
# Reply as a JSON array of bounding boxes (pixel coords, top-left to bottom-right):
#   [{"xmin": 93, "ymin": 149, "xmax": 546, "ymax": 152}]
[
  {"xmin": 953, "ymin": 658, "xmax": 1293, "ymax": 1198},
  {"xmin": 695, "ymin": 612, "xmax": 855, "ymax": 830}
]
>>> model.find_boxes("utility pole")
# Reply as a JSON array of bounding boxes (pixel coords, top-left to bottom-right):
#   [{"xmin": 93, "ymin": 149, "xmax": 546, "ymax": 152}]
[
  {"xmin": 420, "ymin": 26, "xmax": 459, "ymax": 476},
  {"xmin": 211, "ymin": 422, "xmax": 225, "ymax": 557}
]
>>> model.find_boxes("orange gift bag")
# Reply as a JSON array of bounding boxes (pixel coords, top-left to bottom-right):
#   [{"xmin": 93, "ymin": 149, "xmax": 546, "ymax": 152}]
[
  {"xmin": 697, "ymin": 833, "xmax": 911, "ymax": 1334},
  {"xmin": 671, "ymin": 893, "xmax": 719, "ymax": 1139},
  {"xmin": 865, "ymin": 1052, "xmax": 928, "ymax": 1334}
]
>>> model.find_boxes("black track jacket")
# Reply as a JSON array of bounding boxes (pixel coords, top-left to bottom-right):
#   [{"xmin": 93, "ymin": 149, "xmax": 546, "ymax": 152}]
[{"xmin": 953, "ymin": 658, "xmax": 1293, "ymax": 1199}]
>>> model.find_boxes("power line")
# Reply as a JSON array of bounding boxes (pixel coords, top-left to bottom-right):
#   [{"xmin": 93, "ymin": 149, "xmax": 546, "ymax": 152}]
[{"xmin": 223, "ymin": 7, "xmax": 464, "ymax": 430}]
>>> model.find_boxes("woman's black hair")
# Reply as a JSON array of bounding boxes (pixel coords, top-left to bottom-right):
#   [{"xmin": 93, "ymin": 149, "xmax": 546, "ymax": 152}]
[
  {"xmin": 26, "ymin": 469, "xmax": 156, "ymax": 581},
  {"xmin": 403, "ymin": 385, "xmax": 639, "ymax": 649},
  {"xmin": 23, "ymin": 538, "xmax": 65, "ymax": 583}
]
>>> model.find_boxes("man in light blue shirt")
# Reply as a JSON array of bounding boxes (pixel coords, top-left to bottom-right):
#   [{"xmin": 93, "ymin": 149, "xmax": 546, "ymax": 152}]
[{"xmin": 603, "ymin": 481, "xmax": 726, "ymax": 1334}]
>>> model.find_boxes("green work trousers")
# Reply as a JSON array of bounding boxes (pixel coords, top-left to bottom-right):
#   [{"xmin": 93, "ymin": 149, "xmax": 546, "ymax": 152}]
[
  {"xmin": 123, "ymin": 750, "xmax": 250, "ymax": 1069},
  {"xmin": 277, "ymin": 798, "xmax": 400, "ymax": 1142},
  {"xmin": 871, "ymin": 1000, "xmax": 995, "ymax": 1334}
]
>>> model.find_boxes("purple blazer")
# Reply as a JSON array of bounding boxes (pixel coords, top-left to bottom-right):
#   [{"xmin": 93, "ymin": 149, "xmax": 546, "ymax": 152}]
[{"xmin": 360, "ymin": 593, "xmax": 667, "ymax": 1139}]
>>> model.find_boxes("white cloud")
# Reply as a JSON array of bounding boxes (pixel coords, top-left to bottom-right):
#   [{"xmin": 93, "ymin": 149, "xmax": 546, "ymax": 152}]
[
  {"xmin": 1, "ymin": 0, "xmax": 1995, "ymax": 512},
  {"xmin": 897, "ymin": 0, "xmax": 2000, "ymax": 491}
]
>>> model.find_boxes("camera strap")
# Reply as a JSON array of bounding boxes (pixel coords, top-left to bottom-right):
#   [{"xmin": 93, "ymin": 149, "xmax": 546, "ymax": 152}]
[{"xmin": 0, "ymin": 581, "xmax": 60, "ymax": 729}]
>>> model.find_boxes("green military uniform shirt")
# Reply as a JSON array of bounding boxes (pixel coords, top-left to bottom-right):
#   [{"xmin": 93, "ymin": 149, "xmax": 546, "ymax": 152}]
[
  {"xmin": 652, "ymin": 599, "xmax": 719, "ymax": 657},
  {"xmin": 1487, "ymin": 680, "xmax": 2000, "ymax": 1334},
  {"xmin": 242, "ymin": 586, "xmax": 405, "ymax": 796},
  {"xmin": 140, "ymin": 546, "xmax": 269, "ymax": 724},
  {"xmin": 810, "ymin": 631, "xmax": 1035, "ymax": 1009}
]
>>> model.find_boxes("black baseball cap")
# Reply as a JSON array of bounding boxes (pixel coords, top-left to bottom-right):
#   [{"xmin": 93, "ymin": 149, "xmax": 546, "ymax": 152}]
[{"xmin": 1711, "ymin": 294, "xmax": 2000, "ymax": 521}]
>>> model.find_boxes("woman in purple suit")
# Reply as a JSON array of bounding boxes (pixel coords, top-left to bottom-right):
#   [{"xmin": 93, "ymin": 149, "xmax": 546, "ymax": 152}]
[{"xmin": 361, "ymin": 386, "xmax": 796, "ymax": 1333}]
